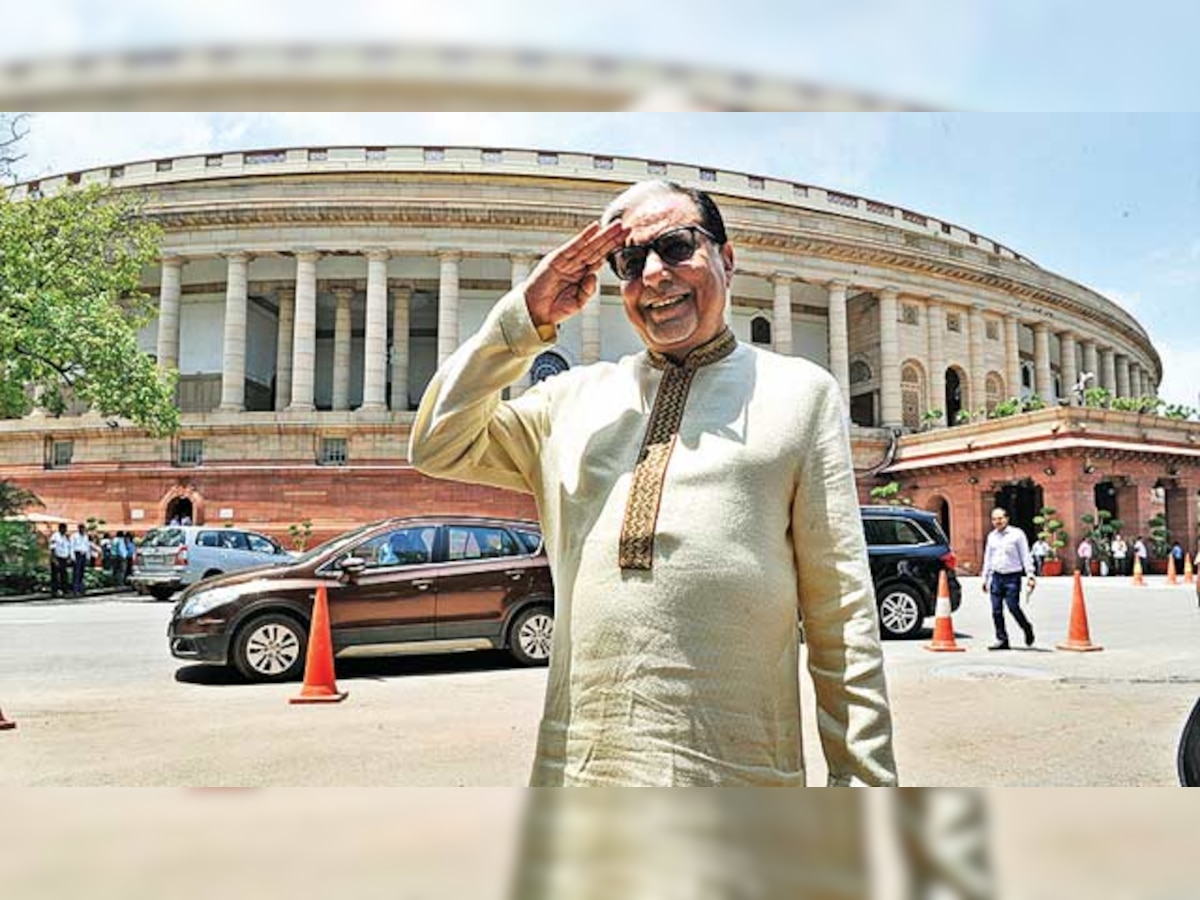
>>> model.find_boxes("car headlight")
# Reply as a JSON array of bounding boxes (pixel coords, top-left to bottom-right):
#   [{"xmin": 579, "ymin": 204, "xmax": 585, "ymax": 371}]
[{"xmin": 180, "ymin": 586, "xmax": 242, "ymax": 619}]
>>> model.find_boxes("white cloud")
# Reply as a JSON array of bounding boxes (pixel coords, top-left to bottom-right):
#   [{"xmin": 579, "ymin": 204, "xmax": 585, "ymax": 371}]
[{"xmin": 1153, "ymin": 340, "xmax": 1200, "ymax": 409}]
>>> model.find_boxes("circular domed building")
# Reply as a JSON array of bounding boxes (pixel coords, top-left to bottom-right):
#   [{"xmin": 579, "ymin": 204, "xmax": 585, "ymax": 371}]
[{"xmin": 4, "ymin": 145, "xmax": 1195, "ymax": 572}]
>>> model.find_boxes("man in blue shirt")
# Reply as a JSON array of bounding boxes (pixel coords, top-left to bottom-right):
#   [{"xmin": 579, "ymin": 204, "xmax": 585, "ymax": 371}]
[{"xmin": 979, "ymin": 507, "xmax": 1037, "ymax": 650}]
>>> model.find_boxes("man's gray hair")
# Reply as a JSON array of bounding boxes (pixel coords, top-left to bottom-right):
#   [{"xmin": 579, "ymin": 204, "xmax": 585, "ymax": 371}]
[{"xmin": 601, "ymin": 180, "xmax": 728, "ymax": 245}]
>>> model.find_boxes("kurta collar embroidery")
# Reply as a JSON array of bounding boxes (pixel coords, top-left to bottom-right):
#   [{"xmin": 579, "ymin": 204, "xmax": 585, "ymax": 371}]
[{"xmin": 619, "ymin": 328, "xmax": 737, "ymax": 570}]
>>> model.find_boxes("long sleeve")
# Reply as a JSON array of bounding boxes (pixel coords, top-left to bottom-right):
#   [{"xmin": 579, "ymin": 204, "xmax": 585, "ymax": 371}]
[
  {"xmin": 408, "ymin": 289, "xmax": 557, "ymax": 494},
  {"xmin": 979, "ymin": 533, "xmax": 994, "ymax": 584},
  {"xmin": 792, "ymin": 373, "xmax": 898, "ymax": 786}
]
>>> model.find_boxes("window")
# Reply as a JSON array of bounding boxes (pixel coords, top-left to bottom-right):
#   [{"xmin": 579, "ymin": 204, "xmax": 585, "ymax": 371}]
[
  {"xmin": 537, "ymin": 152, "xmax": 559, "ymax": 166},
  {"xmin": 647, "ymin": 161, "xmax": 667, "ymax": 175},
  {"xmin": 748, "ymin": 176, "xmax": 765, "ymax": 190},
  {"xmin": 793, "ymin": 184, "xmax": 808, "ymax": 197},
  {"xmin": 217, "ymin": 531, "xmax": 249, "ymax": 551},
  {"xmin": 307, "ymin": 149, "xmax": 328, "ymax": 162},
  {"xmin": 901, "ymin": 304, "xmax": 919, "ymax": 326},
  {"xmin": 985, "ymin": 321, "xmax": 1000, "ymax": 341},
  {"xmin": 365, "ymin": 147, "xmax": 387, "ymax": 161},
  {"xmin": 245, "ymin": 150, "xmax": 285, "ymax": 165},
  {"xmin": 156, "ymin": 159, "xmax": 173, "ymax": 172},
  {"xmin": 827, "ymin": 191, "xmax": 858, "ymax": 208},
  {"xmin": 245, "ymin": 533, "xmax": 279, "ymax": 555},
  {"xmin": 750, "ymin": 316, "xmax": 772, "ymax": 345},
  {"xmin": 50, "ymin": 440, "xmax": 74, "ymax": 468},
  {"xmin": 849, "ymin": 360, "xmax": 872, "ymax": 385},
  {"xmin": 423, "ymin": 147, "xmax": 445, "ymax": 162},
  {"xmin": 197, "ymin": 532, "xmax": 223, "ymax": 548},
  {"xmin": 482, "ymin": 149, "xmax": 503, "ymax": 164},
  {"xmin": 206, "ymin": 155, "xmax": 224, "ymax": 167},
  {"xmin": 863, "ymin": 518, "xmax": 929, "ymax": 547},
  {"xmin": 318, "ymin": 437, "xmax": 348, "ymax": 466},
  {"xmin": 941, "ymin": 223, "xmax": 953, "ymax": 234},
  {"xmin": 67, "ymin": 172, "xmax": 81, "ymax": 185},
  {"xmin": 699, "ymin": 168, "xmax": 716, "ymax": 182},
  {"xmin": 178, "ymin": 439, "xmax": 203, "ymax": 466},
  {"xmin": 109, "ymin": 166, "xmax": 125, "ymax": 178},
  {"xmin": 593, "ymin": 156, "xmax": 614, "ymax": 170},
  {"xmin": 946, "ymin": 313, "xmax": 962, "ymax": 333},
  {"xmin": 515, "ymin": 530, "xmax": 543, "ymax": 554},
  {"xmin": 447, "ymin": 525, "xmax": 520, "ymax": 561},
  {"xmin": 530, "ymin": 350, "xmax": 569, "ymax": 384},
  {"xmin": 357, "ymin": 526, "xmax": 436, "ymax": 568}
]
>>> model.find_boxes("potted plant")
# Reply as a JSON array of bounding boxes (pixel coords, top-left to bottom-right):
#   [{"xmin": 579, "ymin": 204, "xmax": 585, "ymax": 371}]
[
  {"xmin": 1147, "ymin": 513, "xmax": 1171, "ymax": 574},
  {"xmin": 1032, "ymin": 506, "xmax": 1068, "ymax": 576},
  {"xmin": 1080, "ymin": 509, "xmax": 1123, "ymax": 576}
]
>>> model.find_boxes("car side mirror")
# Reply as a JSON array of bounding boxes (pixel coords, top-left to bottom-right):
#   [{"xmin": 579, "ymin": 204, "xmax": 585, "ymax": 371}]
[{"xmin": 339, "ymin": 556, "xmax": 366, "ymax": 582}]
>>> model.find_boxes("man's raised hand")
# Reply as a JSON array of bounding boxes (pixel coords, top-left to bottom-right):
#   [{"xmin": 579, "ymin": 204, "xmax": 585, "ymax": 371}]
[{"xmin": 522, "ymin": 221, "xmax": 629, "ymax": 328}]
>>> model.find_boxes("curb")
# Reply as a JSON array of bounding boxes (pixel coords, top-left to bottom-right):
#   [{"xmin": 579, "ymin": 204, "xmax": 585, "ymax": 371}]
[{"xmin": 0, "ymin": 586, "xmax": 140, "ymax": 604}]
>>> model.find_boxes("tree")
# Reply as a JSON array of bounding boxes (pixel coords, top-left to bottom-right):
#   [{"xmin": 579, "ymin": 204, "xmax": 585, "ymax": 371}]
[
  {"xmin": 1032, "ymin": 505, "xmax": 1068, "ymax": 560},
  {"xmin": 0, "ymin": 113, "xmax": 28, "ymax": 183},
  {"xmin": 869, "ymin": 481, "xmax": 912, "ymax": 506},
  {"xmin": 0, "ymin": 183, "xmax": 179, "ymax": 435}
]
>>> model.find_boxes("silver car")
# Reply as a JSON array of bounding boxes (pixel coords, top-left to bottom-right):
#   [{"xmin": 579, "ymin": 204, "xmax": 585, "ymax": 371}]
[{"xmin": 131, "ymin": 526, "xmax": 295, "ymax": 601}]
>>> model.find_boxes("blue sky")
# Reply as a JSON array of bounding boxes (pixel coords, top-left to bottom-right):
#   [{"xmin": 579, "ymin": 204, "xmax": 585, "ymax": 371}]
[{"xmin": 14, "ymin": 113, "xmax": 1198, "ymax": 406}]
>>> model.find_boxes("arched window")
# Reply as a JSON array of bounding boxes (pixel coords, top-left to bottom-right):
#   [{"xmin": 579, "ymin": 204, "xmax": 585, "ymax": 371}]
[
  {"xmin": 850, "ymin": 360, "xmax": 872, "ymax": 385},
  {"xmin": 900, "ymin": 361, "xmax": 925, "ymax": 430},
  {"xmin": 530, "ymin": 350, "xmax": 570, "ymax": 384},
  {"xmin": 750, "ymin": 316, "xmax": 772, "ymax": 345},
  {"xmin": 985, "ymin": 372, "xmax": 1005, "ymax": 414}
]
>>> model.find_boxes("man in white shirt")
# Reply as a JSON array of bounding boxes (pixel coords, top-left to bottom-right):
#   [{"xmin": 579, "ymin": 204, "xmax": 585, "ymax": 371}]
[
  {"xmin": 979, "ymin": 507, "xmax": 1036, "ymax": 650},
  {"xmin": 49, "ymin": 523, "xmax": 72, "ymax": 597},
  {"xmin": 68, "ymin": 523, "xmax": 94, "ymax": 597}
]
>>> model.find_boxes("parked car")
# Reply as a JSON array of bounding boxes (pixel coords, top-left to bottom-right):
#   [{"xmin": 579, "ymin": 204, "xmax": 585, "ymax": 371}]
[
  {"xmin": 168, "ymin": 515, "xmax": 554, "ymax": 682},
  {"xmin": 861, "ymin": 505, "xmax": 962, "ymax": 639},
  {"xmin": 131, "ymin": 525, "xmax": 295, "ymax": 601}
]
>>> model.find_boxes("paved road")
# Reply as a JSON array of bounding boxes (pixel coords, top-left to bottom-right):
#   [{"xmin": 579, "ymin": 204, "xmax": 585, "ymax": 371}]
[{"xmin": 1, "ymin": 576, "xmax": 1197, "ymax": 786}]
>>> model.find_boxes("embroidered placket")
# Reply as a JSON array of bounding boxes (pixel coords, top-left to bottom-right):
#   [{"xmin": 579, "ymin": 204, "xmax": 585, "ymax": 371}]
[{"xmin": 618, "ymin": 329, "xmax": 737, "ymax": 570}]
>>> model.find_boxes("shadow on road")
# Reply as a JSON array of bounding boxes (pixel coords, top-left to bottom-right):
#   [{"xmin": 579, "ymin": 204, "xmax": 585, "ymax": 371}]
[{"xmin": 173, "ymin": 650, "xmax": 529, "ymax": 687}]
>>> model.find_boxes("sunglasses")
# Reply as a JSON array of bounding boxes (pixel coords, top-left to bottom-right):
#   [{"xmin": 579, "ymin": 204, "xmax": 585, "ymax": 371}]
[{"xmin": 606, "ymin": 225, "xmax": 718, "ymax": 281}]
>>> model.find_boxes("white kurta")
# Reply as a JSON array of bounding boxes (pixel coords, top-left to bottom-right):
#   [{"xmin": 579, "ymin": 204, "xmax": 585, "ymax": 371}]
[{"xmin": 410, "ymin": 289, "xmax": 897, "ymax": 786}]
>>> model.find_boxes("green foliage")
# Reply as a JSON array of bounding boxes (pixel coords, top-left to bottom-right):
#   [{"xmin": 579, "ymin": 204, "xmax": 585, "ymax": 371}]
[
  {"xmin": 1147, "ymin": 513, "xmax": 1171, "ymax": 558},
  {"xmin": 1031, "ymin": 506, "xmax": 1068, "ymax": 559},
  {"xmin": 869, "ymin": 481, "xmax": 911, "ymax": 507},
  {"xmin": 0, "ymin": 479, "xmax": 41, "ymax": 518},
  {"xmin": 0, "ymin": 184, "xmax": 178, "ymax": 435},
  {"xmin": 1163, "ymin": 403, "xmax": 1196, "ymax": 421},
  {"xmin": 1082, "ymin": 386, "xmax": 1113, "ymax": 409},
  {"xmin": 954, "ymin": 409, "xmax": 975, "ymax": 425},
  {"xmin": 287, "ymin": 518, "xmax": 314, "ymax": 551},
  {"xmin": 989, "ymin": 398, "xmax": 1021, "ymax": 419},
  {"xmin": 1021, "ymin": 393, "xmax": 1046, "ymax": 412},
  {"xmin": 1080, "ymin": 509, "xmax": 1123, "ymax": 563},
  {"xmin": 920, "ymin": 408, "xmax": 943, "ymax": 430}
]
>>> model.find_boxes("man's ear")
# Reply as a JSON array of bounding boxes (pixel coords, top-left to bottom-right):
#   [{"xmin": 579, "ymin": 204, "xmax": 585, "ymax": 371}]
[{"xmin": 720, "ymin": 242, "xmax": 735, "ymax": 284}]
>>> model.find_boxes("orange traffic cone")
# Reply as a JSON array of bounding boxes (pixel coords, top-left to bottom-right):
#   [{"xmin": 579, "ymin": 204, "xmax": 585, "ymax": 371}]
[
  {"xmin": 1056, "ymin": 571, "xmax": 1103, "ymax": 652},
  {"xmin": 1185, "ymin": 554, "xmax": 1195, "ymax": 585},
  {"xmin": 1131, "ymin": 554, "xmax": 1145, "ymax": 586},
  {"xmin": 290, "ymin": 584, "xmax": 348, "ymax": 704},
  {"xmin": 0, "ymin": 707, "xmax": 15, "ymax": 731},
  {"xmin": 1167, "ymin": 554, "xmax": 1179, "ymax": 585},
  {"xmin": 924, "ymin": 570, "xmax": 965, "ymax": 652}
]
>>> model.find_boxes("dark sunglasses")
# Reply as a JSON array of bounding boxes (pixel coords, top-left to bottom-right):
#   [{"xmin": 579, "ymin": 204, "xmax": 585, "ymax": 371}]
[{"xmin": 606, "ymin": 225, "xmax": 718, "ymax": 281}]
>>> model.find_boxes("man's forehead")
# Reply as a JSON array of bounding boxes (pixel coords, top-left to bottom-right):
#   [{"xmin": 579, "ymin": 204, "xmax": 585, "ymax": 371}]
[{"xmin": 612, "ymin": 188, "xmax": 697, "ymax": 230}]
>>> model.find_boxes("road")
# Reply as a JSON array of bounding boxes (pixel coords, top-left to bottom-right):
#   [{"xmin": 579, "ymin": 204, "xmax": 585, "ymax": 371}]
[{"xmin": 1, "ymin": 575, "xmax": 1198, "ymax": 786}]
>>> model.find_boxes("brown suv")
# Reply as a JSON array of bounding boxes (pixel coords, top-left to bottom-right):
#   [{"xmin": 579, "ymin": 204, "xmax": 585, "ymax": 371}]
[{"xmin": 168, "ymin": 516, "xmax": 554, "ymax": 682}]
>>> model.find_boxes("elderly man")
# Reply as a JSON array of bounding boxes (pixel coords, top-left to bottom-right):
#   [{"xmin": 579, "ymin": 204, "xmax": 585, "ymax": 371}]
[
  {"xmin": 979, "ymin": 507, "xmax": 1036, "ymax": 650},
  {"xmin": 410, "ymin": 180, "xmax": 896, "ymax": 786}
]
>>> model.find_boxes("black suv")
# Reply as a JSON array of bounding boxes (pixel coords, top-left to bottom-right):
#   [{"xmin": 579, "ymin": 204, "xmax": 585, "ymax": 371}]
[{"xmin": 861, "ymin": 506, "xmax": 962, "ymax": 639}]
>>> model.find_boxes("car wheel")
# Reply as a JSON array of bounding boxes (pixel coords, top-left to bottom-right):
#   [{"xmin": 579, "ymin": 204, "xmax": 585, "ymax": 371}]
[
  {"xmin": 232, "ymin": 613, "xmax": 308, "ymax": 682},
  {"xmin": 150, "ymin": 586, "xmax": 176, "ymax": 603},
  {"xmin": 876, "ymin": 584, "xmax": 925, "ymax": 639},
  {"xmin": 202, "ymin": 569, "xmax": 223, "ymax": 580},
  {"xmin": 508, "ymin": 606, "xmax": 553, "ymax": 666}
]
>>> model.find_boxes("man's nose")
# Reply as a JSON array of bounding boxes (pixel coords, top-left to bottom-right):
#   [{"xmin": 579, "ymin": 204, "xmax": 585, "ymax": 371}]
[{"xmin": 641, "ymin": 248, "xmax": 671, "ymax": 285}]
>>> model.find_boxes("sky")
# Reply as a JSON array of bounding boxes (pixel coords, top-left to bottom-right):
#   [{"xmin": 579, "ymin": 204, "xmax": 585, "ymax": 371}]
[{"xmin": 10, "ymin": 112, "xmax": 1199, "ymax": 407}]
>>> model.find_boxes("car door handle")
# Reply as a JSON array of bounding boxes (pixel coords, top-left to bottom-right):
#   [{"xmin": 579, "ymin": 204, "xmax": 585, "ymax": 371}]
[
  {"xmin": 504, "ymin": 569, "xmax": 524, "ymax": 581},
  {"xmin": 410, "ymin": 579, "xmax": 433, "ymax": 590}
]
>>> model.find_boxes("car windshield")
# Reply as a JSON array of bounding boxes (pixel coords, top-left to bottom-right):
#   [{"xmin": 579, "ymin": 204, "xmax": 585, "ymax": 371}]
[
  {"xmin": 289, "ymin": 523, "xmax": 380, "ymax": 565},
  {"xmin": 140, "ymin": 528, "xmax": 185, "ymax": 548}
]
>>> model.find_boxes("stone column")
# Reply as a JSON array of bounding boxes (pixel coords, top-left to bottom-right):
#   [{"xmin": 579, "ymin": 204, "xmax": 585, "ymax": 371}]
[
  {"xmin": 437, "ymin": 252, "xmax": 461, "ymax": 366},
  {"xmin": 1059, "ymin": 331, "xmax": 1078, "ymax": 405},
  {"xmin": 1115, "ymin": 354, "xmax": 1131, "ymax": 399},
  {"xmin": 1032, "ymin": 322, "xmax": 1053, "ymax": 403},
  {"xmin": 926, "ymin": 296, "xmax": 947, "ymax": 427},
  {"xmin": 156, "ymin": 255, "xmax": 183, "ymax": 373},
  {"xmin": 826, "ymin": 281, "xmax": 850, "ymax": 408},
  {"xmin": 360, "ymin": 250, "xmax": 390, "ymax": 411},
  {"xmin": 878, "ymin": 287, "xmax": 901, "ymax": 427},
  {"xmin": 273, "ymin": 287, "xmax": 295, "ymax": 411},
  {"xmin": 390, "ymin": 284, "xmax": 411, "ymax": 411},
  {"xmin": 1129, "ymin": 363, "xmax": 1142, "ymax": 399},
  {"xmin": 968, "ymin": 305, "xmax": 987, "ymax": 413},
  {"xmin": 771, "ymin": 273, "xmax": 793, "ymax": 356},
  {"xmin": 287, "ymin": 251, "xmax": 319, "ymax": 412},
  {"xmin": 331, "ymin": 286, "xmax": 354, "ymax": 411},
  {"xmin": 218, "ymin": 252, "xmax": 250, "ymax": 412},
  {"xmin": 1100, "ymin": 347, "xmax": 1116, "ymax": 394},
  {"xmin": 1004, "ymin": 316, "xmax": 1021, "ymax": 401},
  {"xmin": 1081, "ymin": 339, "xmax": 1099, "ymax": 393}
]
